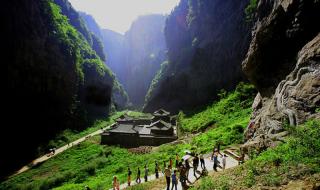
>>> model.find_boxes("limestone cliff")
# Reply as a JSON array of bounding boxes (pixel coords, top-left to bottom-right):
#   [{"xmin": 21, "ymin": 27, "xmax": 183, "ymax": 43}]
[
  {"xmin": 144, "ymin": 0, "xmax": 251, "ymax": 113},
  {"xmin": 242, "ymin": 0, "xmax": 320, "ymax": 151}
]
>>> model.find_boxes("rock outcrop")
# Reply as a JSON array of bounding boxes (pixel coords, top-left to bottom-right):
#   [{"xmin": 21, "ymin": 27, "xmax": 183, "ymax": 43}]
[{"xmin": 242, "ymin": 0, "xmax": 320, "ymax": 152}]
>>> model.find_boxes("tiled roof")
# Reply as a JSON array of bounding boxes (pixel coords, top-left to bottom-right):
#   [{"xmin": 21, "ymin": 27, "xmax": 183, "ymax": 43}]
[
  {"xmin": 108, "ymin": 124, "xmax": 137, "ymax": 134},
  {"xmin": 148, "ymin": 120, "xmax": 172, "ymax": 130},
  {"xmin": 153, "ymin": 109, "xmax": 170, "ymax": 116},
  {"xmin": 138, "ymin": 126, "xmax": 151, "ymax": 135}
]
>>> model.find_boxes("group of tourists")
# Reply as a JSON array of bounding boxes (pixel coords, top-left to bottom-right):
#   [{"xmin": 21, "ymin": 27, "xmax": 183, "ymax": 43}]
[{"xmin": 111, "ymin": 146, "xmax": 230, "ymax": 190}]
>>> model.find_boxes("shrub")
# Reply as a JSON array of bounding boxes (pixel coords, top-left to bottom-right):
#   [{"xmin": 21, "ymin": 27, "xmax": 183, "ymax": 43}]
[
  {"xmin": 263, "ymin": 172, "xmax": 281, "ymax": 186},
  {"xmin": 244, "ymin": 169, "xmax": 255, "ymax": 187},
  {"xmin": 245, "ymin": 0, "xmax": 259, "ymax": 21},
  {"xmin": 192, "ymin": 177, "xmax": 215, "ymax": 190},
  {"xmin": 82, "ymin": 163, "xmax": 96, "ymax": 176}
]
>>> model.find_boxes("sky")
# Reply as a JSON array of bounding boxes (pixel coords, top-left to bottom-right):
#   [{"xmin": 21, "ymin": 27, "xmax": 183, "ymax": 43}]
[{"xmin": 69, "ymin": 0, "xmax": 180, "ymax": 34}]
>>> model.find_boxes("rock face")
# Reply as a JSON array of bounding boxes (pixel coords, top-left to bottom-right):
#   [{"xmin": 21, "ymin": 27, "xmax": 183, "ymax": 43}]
[
  {"xmin": 143, "ymin": 0, "xmax": 251, "ymax": 113},
  {"xmin": 87, "ymin": 15, "xmax": 167, "ymax": 108},
  {"xmin": 121, "ymin": 15, "xmax": 167, "ymax": 108},
  {"xmin": 242, "ymin": 0, "xmax": 320, "ymax": 152},
  {"xmin": 100, "ymin": 29, "xmax": 125, "ymax": 80},
  {"xmin": 79, "ymin": 13, "xmax": 129, "ymax": 109}
]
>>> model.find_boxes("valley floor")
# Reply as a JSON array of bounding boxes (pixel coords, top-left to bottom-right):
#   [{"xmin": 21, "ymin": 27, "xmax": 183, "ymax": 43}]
[{"xmin": 2, "ymin": 84, "xmax": 253, "ymax": 190}]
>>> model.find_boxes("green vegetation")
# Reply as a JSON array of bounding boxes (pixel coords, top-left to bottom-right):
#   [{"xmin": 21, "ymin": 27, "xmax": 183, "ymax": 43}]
[
  {"xmin": 44, "ymin": 112, "xmax": 125, "ymax": 149},
  {"xmin": 245, "ymin": 0, "xmax": 259, "ymax": 21},
  {"xmin": 192, "ymin": 119, "xmax": 320, "ymax": 189},
  {"xmin": 1, "ymin": 137, "xmax": 191, "ymax": 190},
  {"xmin": 144, "ymin": 60, "xmax": 169, "ymax": 105},
  {"xmin": 179, "ymin": 83, "xmax": 255, "ymax": 133},
  {"xmin": 49, "ymin": 0, "xmax": 128, "ymax": 108},
  {"xmin": 177, "ymin": 83, "xmax": 255, "ymax": 153},
  {"xmin": 1, "ymin": 83, "xmax": 255, "ymax": 189}
]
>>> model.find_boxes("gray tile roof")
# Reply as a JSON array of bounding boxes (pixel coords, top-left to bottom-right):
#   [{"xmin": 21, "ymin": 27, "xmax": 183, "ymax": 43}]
[
  {"xmin": 106, "ymin": 114, "xmax": 173, "ymax": 136},
  {"xmin": 108, "ymin": 124, "xmax": 137, "ymax": 134},
  {"xmin": 148, "ymin": 120, "xmax": 172, "ymax": 130},
  {"xmin": 138, "ymin": 125, "xmax": 151, "ymax": 135},
  {"xmin": 153, "ymin": 109, "xmax": 170, "ymax": 116}
]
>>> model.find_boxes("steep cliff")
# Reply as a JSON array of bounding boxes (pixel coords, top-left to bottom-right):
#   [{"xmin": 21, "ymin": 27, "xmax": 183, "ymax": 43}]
[
  {"xmin": 79, "ymin": 12, "xmax": 103, "ymax": 39},
  {"xmin": 80, "ymin": 13, "xmax": 164, "ymax": 108},
  {"xmin": 144, "ymin": 0, "xmax": 251, "ymax": 112},
  {"xmin": 5, "ymin": 0, "xmax": 123, "ymax": 177},
  {"xmin": 100, "ymin": 29, "xmax": 125, "ymax": 79},
  {"xmin": 121, "ymin": 15, "xmax": 167, "ymax": 107},
  {"xmin": 53, "ymin": 0, "xmax": 106, "ymax": 62},
  {"xmin": 242, "ymin": 0, "xmax": 320, "ymax": 151},
  {"xmin": 79, "ymin": 12, "xmax": 129, "ymax": 109}
]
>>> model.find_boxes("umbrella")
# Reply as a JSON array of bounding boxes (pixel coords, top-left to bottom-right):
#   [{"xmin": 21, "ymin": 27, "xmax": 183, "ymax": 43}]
[{"xmin": 182, "ymin": 154, "xmax": 192, "ymax": 161}]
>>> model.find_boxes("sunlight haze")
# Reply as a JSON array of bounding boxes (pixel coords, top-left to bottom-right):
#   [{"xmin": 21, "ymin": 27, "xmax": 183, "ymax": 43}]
[{"xmin": 69, "ymin": 0, "xmax": 180, "ymax": 34}]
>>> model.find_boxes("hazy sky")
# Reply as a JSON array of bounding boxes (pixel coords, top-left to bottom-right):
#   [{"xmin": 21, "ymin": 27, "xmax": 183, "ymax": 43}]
[{"xmin": 69, "ymin": 0, "xmax": 180, "ymax": 34}]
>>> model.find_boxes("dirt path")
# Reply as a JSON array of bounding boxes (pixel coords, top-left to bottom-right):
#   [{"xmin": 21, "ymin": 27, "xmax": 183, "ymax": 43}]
[
  {"xmin": 113, "ymin": 149, "xmax": 240, "ymax": 190},
  {"xmin": 12, "ymin": 124, "xmax": 114, "ymax": 176}
]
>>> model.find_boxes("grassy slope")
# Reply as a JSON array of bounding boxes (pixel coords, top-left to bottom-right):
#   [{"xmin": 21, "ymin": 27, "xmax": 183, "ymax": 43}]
[
  {"xmin": 1, "ymin": 83, "xmax": 255, "ymax": 190},
  {"xmin": 179, "ymin": 83, "xmax": 256, "ymax": 153},
  {"xmin": 46, "ymin": 112, "xmax": 125, "ymax": 149},
  {"xmin": 192, "ymin": 120, "xmax": 320, "ymax": 189}
]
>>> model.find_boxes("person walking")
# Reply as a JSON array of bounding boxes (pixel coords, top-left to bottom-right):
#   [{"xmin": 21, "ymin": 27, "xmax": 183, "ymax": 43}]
[
  {"xmin": 193, "ymin": 154, "xmax": 199, "ymax": 177},
  {"xmin": 185, "ymin": 159, "xmax": 190, "ymax": 178},
  {"xmin": 169, "ymin": 158, "xmax": 173, "ymax": 169},
  {"xmin": 112, "ymin": 176, "xmax": 120, "ymax": 190},
  {"xmin": 178, "ymin": 159, "xmax": 183, "ymax": 168},
  {"xmin": 164, "ymin": 165, "xmax": 171, "ymax": 190},
  {"xmin": 200, "ymin": 154, "xmax": 205, "ymax": 169},
  {"xmin": 216, "ymin": 141, "xmax": 221, "ymax": 155},
  {"xmin": 144, "ymin": 165, "xmax": 149, "ymax": 182},
  {"xmin": 171, "ymin": 170, "xmax": 178, "ymax": 190},
  {"xmin": 136, "ymin": 167, "xmax": 141, "ymax": 184},
  {"xmin": 127, "ymin": 167, "xmax": 132, "ymax": 186},
  {"xmin": 211, "ymin": 146, "xmax": 217, "ymax": 160},
  {"xmin": 179, "ymin": 166, "xmax": 189, "ymax": 190},
  {"xmin": 213, "ymin": 153, "xmax": 219, "ymax": 172},
  {"xmin": 222, "ymin": 154, "xmax": 227, "ymax": 170},
  {"xmin": 155, "ymin": 161, "xmax": 160, "ymax": 178},
  {"xmin": 175, "ymin": 154, "xmax": 179, "ymax": 167}
]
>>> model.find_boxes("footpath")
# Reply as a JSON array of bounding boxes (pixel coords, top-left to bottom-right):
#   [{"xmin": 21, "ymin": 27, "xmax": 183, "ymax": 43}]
[
  {"xmin": 12, "ymin": 124, "xmax": 114, "ymax": 176},
  {"xmin": 113, "ymin": 148, "xmax": 240, "ymax": 190}
]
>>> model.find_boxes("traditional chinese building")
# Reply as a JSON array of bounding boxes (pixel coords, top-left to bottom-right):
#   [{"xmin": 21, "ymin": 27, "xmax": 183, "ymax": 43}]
[{"xmin": 101, "ymin": 109, "xmax": 177, "ymax": 147}]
